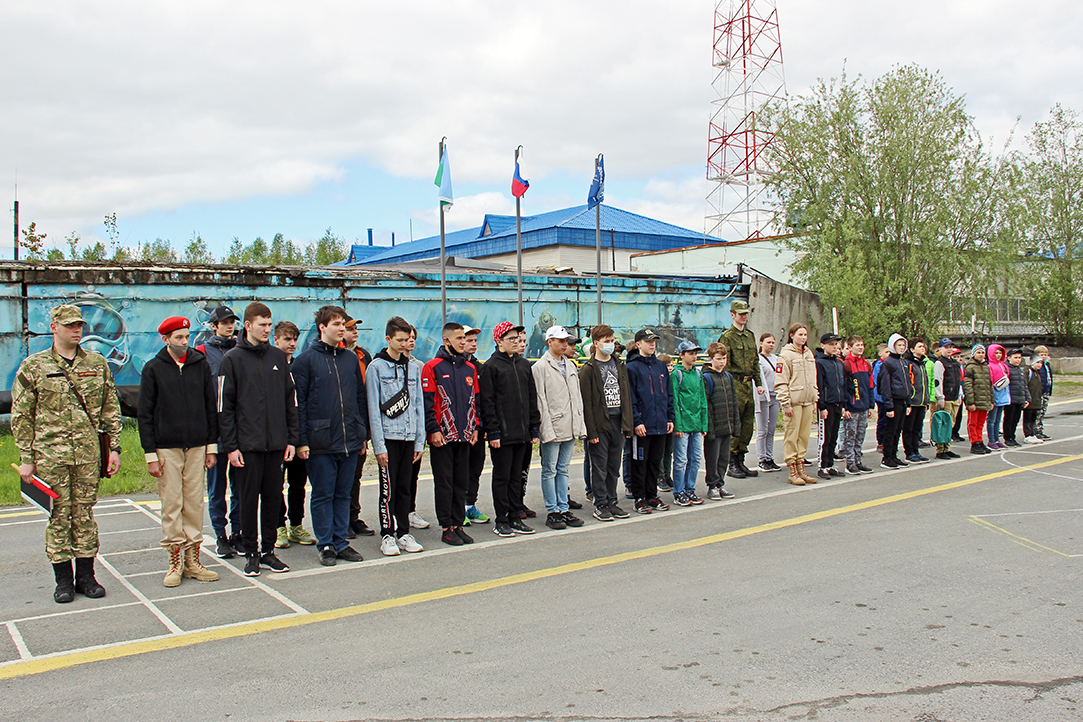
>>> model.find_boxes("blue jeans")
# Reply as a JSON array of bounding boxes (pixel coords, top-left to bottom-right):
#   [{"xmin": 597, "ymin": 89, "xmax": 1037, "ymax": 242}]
[
  {"xmin": 672, "ymin": 432, "xmax": 703, "ymax": 496},
  {"xmin": 987, "ymin": 405, "xmax": 1006, "ymax": 443},
  {"xmin": 307, "ymin": 452, "xmax": 355, "ymax": 552},
  {"xmin": 539, "ymin": 440, "xmax": 574, "ymax": 513},
  {"xmin": 206, "ymin": 460, "xmax": 240, "ymax": 538}
]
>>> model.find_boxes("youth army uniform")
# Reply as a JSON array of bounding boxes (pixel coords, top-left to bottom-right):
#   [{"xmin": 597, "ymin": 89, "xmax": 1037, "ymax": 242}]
[
  {"xmin": 11, "ymin": 306, "xmax": 124, "ymax": 570},
  {"xmin": 718, "ymin": 300, "xmax": 759, "ymax": 478}
]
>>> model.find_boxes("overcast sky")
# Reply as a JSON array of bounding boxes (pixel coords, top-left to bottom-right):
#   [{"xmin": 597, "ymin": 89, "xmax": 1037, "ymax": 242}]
[{"xmin": 3, "ymin": 1, "xmax": 1082, "ymax": 257}]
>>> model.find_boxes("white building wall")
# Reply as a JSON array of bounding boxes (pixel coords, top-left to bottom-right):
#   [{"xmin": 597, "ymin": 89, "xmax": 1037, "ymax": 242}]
[
  {"xmin": 482, "ymin": 246, "xmax": 634, "ymax": 273},
  {"xmin": 630, "ymin": 240, "xmax": 804, "ymax": 287}
]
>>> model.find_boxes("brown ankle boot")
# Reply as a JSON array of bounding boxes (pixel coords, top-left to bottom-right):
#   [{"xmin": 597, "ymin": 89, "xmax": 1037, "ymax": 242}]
[
  {"xmin": 787, "ymin": 461, "xmax": 805, "ymax": 485},
  {"xmin": 798, "ymin": 462, "xmax": 816, "ymax": 484},
  {"xmin": 182, "ymin": 545, "xmax": 219, "ymax": 582},
  {"xmin": 164, "ymin": 545, "xmax": 183, "ymax": 587}
]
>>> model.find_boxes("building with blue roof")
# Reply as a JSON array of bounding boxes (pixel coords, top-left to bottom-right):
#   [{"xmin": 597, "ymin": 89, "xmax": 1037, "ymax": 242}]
[{"xmin": 348, "ymin": 204, "xmax": 713, "ymax": 273}]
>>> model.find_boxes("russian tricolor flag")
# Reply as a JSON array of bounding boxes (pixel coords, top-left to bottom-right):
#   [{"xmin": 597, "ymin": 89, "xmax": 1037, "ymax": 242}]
[{"xmin": 512, "ymin": 154, "xmax": 530, "ymax": 198}]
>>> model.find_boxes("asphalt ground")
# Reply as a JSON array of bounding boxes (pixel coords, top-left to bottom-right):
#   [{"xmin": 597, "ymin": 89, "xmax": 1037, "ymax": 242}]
[{"xmin": 1, "ymin": 397, "xmax": 1082, "ymax": 721}]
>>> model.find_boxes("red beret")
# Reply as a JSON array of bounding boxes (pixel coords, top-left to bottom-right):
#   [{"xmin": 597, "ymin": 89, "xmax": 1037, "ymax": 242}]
[{"xmin": 158, "ymin": 316, "xmax": 190, "ymax": 336}]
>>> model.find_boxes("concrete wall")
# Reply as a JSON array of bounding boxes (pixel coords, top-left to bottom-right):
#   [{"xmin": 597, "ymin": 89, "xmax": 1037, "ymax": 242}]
[
  {"xmin": 630, "ymin": 239, "xmax": 804, "ymax": 288},
  {"xmin": 747, "ymin": 271, "xmax": 829, "ymax": 343}
]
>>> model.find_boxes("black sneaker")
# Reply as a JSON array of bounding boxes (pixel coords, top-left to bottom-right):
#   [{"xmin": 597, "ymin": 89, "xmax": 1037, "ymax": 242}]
[
  {"xmin": 243, "ymin": 555, "xmax": 260, "ymax": 577},
  {"xmin": 718, "ymin": 487, "xmax": 736, "ymax": 499},
  {"xmin": 593, "ymin": 506, "xmax": 614, "ymax": 521},
  {"xmin": 647, "ymin": 497, "xmax": 670, "ymax": 511},
  {"xmin": 351, "ymin": 519, "xmax": 376, "ymax": 537},
  {"xmin": 585, "ymin": 491, "xmax": 594, "ymax": 502},
  {"xmin": 562, "ymin": 511, "xmax": 585, "ymax": 527},
  {"xmin": 442, "ymin": 528, "xmax": 465, "ymax": 546},
  {"xmin": 896, "ymin": 457, "xmax": 910, "ymax": 466},
  {"xmin": 229, "ymin": 533, "xmax": 246, "ymax": 555},
  {"xmin": 567, "ymin": 498, "xmax": 583, "ymax": 510},
  {"xmin": 828, "ymin": 467, "xmax": 845, "ymax": 477},
  {"xmin": 880, "ymin": 458, "xmax": 901, "ymax": 469},
  {"xmin": 545, "ymin": 512, "xmax": 567, "ymax": 530},
  {"xmin": 817, "ymin": 468, "xmax": 832, "ymax": 480},
  {"xmin": 857, "ymin": 463, "xmax": 874, "ymax": 473},
  {"xmin": 945, "ymin": 450, "xmax": 961, "ymax": 458},
  {"xmin": 454, "ymin": 526, "xmax": 474, "ymax": 544},
  {"xmin": 1004, "ymin": 439, "xmax": 1022, "ymax": 447},
  {"xmin": 971, "ymin": 443, "xmax": 989, "ymax": 455},
  {"xmin": 336, "ymin": 546, "xmax": 364, "ymax": 562},
  {"xmin": 609, "ymin": 503, "xmax": 630, "ymax": 518},
  {"xmin": 918, "ymin": 440, "xmax": 930, "ymax": 448},
  {"xmin": 509, "ymin": 519, "xmax": 536, "ymax": 535},
  {"xmin": 657, "ymin": 481, "xmax": 674, "ymax": 492},
  {"xmin": 215, "ymin": 535, "xmax": 235, "ymax": 559},
  {"xmin": 520, "ymin": 506, "xmax": 537, "ymax": 519},
  {"xmin": 493, "ymin": 524, "xmax": 515, "ymax": 538},
  {"xmin": 319, "ymin": 546, "xmax": 337, "ymax": 566},
  {"xmin": 951, "ymin": 434, "xmax": 966, "ymax": 442},
  {"xmin": 845, "ymin": 464, "xmax": 861, "ymax": 475},
  {"xmin": 935, "ymin": 452, "xmax": 951, "ymax": 460},
  {"xmin": 634, "ymin": 499, "xmax": 653, "ymax": 514},
  {"xmin": 259, "ymin": 552, "xmax": 289, "ymax": 573}
]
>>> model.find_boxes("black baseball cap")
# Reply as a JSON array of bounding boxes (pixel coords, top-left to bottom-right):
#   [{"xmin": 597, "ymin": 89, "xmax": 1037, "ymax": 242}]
[
  {"xmin": 209, "ymin": 306, "xmax": 239, "ymax": 324},
  {"xmin": 635, "ymin": 328, "xmax": 661, "ymax": 342},
  {"xmin": 820, "ymin": 332, "xmax": 842, "ymax": 344}
]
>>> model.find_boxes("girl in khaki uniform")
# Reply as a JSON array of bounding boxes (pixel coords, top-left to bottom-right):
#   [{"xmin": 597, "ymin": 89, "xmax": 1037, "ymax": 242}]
[{"xmin": 775, "ymin": 324, "xmax": 819, "ymax": 485}]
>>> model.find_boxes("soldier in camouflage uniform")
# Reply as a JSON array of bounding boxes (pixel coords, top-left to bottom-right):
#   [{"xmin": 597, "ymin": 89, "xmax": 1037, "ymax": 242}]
[
  {"xmin": 11, "ymin": 304, "xmax": 124, "ymax": 604},
  {"xmin": 718, "ymin": 300, "xmax": 760, "ymax": 479}
]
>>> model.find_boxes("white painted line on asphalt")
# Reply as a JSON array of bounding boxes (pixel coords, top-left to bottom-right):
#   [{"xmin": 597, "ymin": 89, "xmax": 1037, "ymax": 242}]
[
  {"xmin": 974, "ymin": 508, "xmax": 1083, "ymax": 517},
  {"xmin": 999, "ymin": 447, "xmax": 1083, "ymax": 482},
  {"xmin": 102, "ymin": 547, "xmax": 160, "ymax": 556},
  {"xmin": 5, "ymin": 622, "xmax": 31, "ymax": 660},
  {"xmin": 146, "ymin": 585, "xmax": 265, "ymax": 604},
  {"xmin": 97, "ymin": 556, "xmax": 183, "ymax": 635},
  {"xmin": 2, "ymin": 602, "xmax": 146, "ymax": 626},
  {"xmin": 99, "ymin": 527, "xmax": 161, "ymax": 536}
]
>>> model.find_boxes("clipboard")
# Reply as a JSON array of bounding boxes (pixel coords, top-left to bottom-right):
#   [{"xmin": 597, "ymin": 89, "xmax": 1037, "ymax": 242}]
[{"xmin": 12, "ymin": 463, "xmax": 59, "ymax": 514}]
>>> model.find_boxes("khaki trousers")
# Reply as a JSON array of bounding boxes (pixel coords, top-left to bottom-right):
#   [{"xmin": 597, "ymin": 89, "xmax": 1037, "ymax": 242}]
[
  {"xmin": 157, "ymin": 448, "xmax": 206, "ymax": 548},
  {"xmin": 782, "ymin": 404, "xmax": 816, "ymax": 463}
]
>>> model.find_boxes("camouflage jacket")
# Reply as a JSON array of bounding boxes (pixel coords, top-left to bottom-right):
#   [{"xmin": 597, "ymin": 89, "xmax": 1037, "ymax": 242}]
[
  {"xmin": 719, "ymin": 325, "xmax": 759, "ymax": 388},
  {"xmin": 11, "ymin": 346, "xmax": 124, "ymax": 466}
]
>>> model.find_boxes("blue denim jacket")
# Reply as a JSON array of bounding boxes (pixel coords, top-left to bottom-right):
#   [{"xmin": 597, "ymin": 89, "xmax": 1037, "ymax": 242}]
[{"xmin": 365, "ymin": 352, "xmax": 425, "ymax": 455}]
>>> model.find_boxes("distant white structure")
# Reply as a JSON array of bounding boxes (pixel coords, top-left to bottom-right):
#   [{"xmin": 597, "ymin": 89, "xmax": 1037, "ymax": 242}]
[{"xmin": 631, "ymin": 236, "xmax": 803, "ymax": 288}]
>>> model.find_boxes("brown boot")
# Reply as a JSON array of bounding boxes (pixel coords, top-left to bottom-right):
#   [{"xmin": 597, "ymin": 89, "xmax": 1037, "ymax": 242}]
[
  {"xmin": 164, "ymin": 545, "xmax": 183, "ymax": 587},
  {"xmin": 798, "ymin": 461, "xmax": 816, "ymax": 484},
  {"xmin": 787, "ymin": 461, "xmax": 805, "ymax": 485},
  {"xmin": 182, "ymin": 545, "xmax": 219, "ymax": 582}
]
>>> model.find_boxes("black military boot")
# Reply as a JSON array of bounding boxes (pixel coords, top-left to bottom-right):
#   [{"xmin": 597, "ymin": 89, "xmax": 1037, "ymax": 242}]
[
  {"xmin": 53, "ymin": 561, "xmax": 75, "ymax": 604},
  {"xmin": 737, "ymin": 453, "xmax": 759, "ymax": 477},
  {"xmin": 74, "ymin": 556, "xmax": 107, "ymax": 599},
  {"xmin": 727, "ymin": 457, "xmax": 746, "ymax": 479}
]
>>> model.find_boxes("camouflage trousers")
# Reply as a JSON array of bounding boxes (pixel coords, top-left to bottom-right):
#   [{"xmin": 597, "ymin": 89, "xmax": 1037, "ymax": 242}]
[
  {"xmin": 730, "ymin": 380, "xmax": 757, "ymax": 455},
  {"xmin": 39, "ymin": 460, "xmax": 100, "ymax": 563}
]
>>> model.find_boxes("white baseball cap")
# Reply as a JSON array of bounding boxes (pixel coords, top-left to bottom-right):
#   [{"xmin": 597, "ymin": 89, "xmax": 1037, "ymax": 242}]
[{"xmin": 545, "ymin": 325, "xmax": 573, "ymax": 340}]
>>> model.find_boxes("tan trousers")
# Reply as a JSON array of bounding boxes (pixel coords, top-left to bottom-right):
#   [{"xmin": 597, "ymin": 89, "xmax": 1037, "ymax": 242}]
[
  {"xmin": 157, "ymin": 448, "xmax": 206, "ymax": 548},
  {"xmin": 782, "ymin": 404, "xmax": 816, "ymax": 463}
]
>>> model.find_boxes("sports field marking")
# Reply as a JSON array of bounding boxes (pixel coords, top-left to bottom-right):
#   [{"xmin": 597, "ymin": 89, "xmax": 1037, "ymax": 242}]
[
  {"xmin": 967, "ymin": 516, "xmax": 1083, "ymax": 558},
  {"xmin": 1, "ymin": 451, "xmax": 1079, "ymax": 681}
]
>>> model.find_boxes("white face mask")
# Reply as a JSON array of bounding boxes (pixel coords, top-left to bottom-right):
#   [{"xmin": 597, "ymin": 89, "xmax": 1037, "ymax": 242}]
[{"xmin": 600, "ymin": 342, "xmax": 615, "ymax": 356}]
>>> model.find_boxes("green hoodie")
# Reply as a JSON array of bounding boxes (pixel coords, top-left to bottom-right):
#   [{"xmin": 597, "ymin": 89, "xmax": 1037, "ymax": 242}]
[{"xmin": 673, "ymin": 365, "xmax": 708, "ymax": 433}]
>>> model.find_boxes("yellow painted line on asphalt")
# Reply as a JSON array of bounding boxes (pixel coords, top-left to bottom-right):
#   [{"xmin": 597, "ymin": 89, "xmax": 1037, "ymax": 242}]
[
  {"xmin": 2, "ymin": 452, "xmax": 1080, "ymax": 681},
  {"xmin": 967, "ymin": 516, "xmax": 1073, "ymax": 557}
]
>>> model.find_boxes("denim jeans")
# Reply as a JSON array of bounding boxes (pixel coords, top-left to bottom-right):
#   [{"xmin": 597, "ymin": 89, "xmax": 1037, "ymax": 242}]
[
  {"xmin": 307, "ymin": 452, "xmax": 355, "ymax": 552},
  {"xmin": 206, "ymin": 459, "xmax": 240, "ymax": 538},
  {"xmin": 540, "ymin": 440, "xmax": 574, "ymax": 513},
  {"xmin": 987, "ymin": 405, "xmax": 1006, "ymax": 443},
  {"xmin": 672, "ymin": 432, "xmax": 703, "ymax": 497}
]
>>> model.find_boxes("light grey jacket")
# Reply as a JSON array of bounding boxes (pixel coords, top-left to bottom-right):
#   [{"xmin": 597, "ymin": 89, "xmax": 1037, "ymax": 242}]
[{"xmin": 532, "ymin": 351, "xmax": 587, "ymax": 444}]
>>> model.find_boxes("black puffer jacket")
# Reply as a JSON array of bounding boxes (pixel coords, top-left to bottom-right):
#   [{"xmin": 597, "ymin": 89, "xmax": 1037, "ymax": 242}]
[
  {"xmin": 1007, "ymin": 363, "xmax": 1031, "ymax": 406},
  {"xmin": 218, "ymin": 332, "xmax": 300, "ymax": 454},
  {"xmin": 703, "ymin": 367, "xmax": 740, "ymax": 439},
  {"xmin": 138, "ymin": 346, "xmax": 218, "ymax": 453},
  {"xmin": 478, "ymin": 350, "xmax": 540, "ymax": 444}
]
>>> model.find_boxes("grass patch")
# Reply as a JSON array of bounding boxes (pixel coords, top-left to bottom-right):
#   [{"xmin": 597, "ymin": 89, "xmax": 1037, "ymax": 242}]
[{"xmin": 0, "ymin": 422, "xmax": 156, "ymax": 507}]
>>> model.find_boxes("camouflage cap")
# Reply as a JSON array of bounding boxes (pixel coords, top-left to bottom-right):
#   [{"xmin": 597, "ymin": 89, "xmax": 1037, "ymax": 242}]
[
  {"xmin": 730, "ymin": 300, "xmax": 751, "ymax": 313},
  {"xmin": 50, "ymin": 304, "xmax": 85, "ymax": 325}
]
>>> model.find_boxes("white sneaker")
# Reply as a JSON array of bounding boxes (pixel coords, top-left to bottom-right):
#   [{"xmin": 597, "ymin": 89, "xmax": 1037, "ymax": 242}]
[
  {"xmin": 408, "ymin": 511, "xmax": 430, "ymax": 529},
  {"xmin": 1024, "ymin": 436, "xmax": 1043, "ymax": 444},
  {"xmin": 380, "ymin": 535, "xmax": 401, "ymax": 556},
  {"xmin": 396, "ymin": 534, "xmax": 424, "ymax": 553}
]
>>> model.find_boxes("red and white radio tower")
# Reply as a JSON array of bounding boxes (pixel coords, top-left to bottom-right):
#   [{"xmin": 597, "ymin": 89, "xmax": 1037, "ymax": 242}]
[{"xmin": 705, "ymin": 0, "xmax": 786, "ymax": 241}]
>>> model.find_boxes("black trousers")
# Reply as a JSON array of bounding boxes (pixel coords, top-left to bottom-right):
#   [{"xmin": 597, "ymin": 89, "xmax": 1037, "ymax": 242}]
[
  {"xmin": 876, "ymin": 402, "xmax": 890, "ymax": 447},
  {"xmin": 490, "ymin": 442, "xmax": 529, "ymax": 525},
  {"xmin": 378, "ymin": 440, "xmax": 415, "ymax": 538},
  {"xmin": 409, "ymin": 456, "xmax": 422, "ymax": 512},
  {"xmin": 1023, "ymin": 407, "xmax": 1039, "ymax": 438},
  {"xmin": 588, "ymin": 414, "xmax": 625, "ymax": 508},
  {"xmin": 520, "ymin": 443, "xmax": 532, "ymax": 506},
  {"xmin": 818, "ymin": 403, "xmax": 843, "ymax": 468},
  {"xmin": 703, "ymin": 433, "xmax": 731, "ymax": 487},
  {"xmin": 881, "ymin": 402, "xmax": 907, "ymax": 462},
  {"xmin": 236, "ymin": 450, "xmax": 284, "ymax": 555},
  {"xmin": 952, "ymin": 402, "xmax": 964, "ymax": 437},
  {"xmin": 431, "ymin": 442, "xmax": 471, "ymax": 529},
  {"xmin": 467, "ymin": 437, "xmax": 486, "ymax": 506},
  {"xmin": 1003, "ymin": 403, "xmax": 1024, "ymax": 442},
  {"xmin": 349, "ymin": 448, "xmax": 367, "ymax": 522},
  {"xmin": 902, "ymin": 405, "xmax": 927, "ymax": 457},
  {"xmin": 630, "ymin": 434, "xmax": 665, "ymax": 501},
  {"xmin": 279, "ymin": 456, "xmax": 307, "ymax": 527}
]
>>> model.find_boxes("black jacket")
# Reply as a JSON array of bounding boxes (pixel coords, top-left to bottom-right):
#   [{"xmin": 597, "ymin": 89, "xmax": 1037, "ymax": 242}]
[
  {"xmin": 218, "ymin": 331, "xmax": 300, "ymax": 454},
  {"xmin": 291, "ymin": 341, "xmax": 369, "ymax": 456},
  {"xmin": 579, "ymin": 355, "xmax": 634, "ymax": 441},
  {"xmin": 703, "ymin": 367, "xmax": 740, "ymax": 439},
  {"xmin": 1007, "ymin": 363, "xmax": 1031, "ymax": 406},
  {"xmin": 478, "ymin": 350, "xmax": 540, "ymax": 444},
  {"xmin": 878, "ymin": 353, "xmax": 912, "ymax": 406},
  {"xmin": 138, "ymin": 346, "xmax": 218, "ymax": 453},
  {"xmin": 814, "ymin": 348, "xmax": 846, "ymax": 408}
]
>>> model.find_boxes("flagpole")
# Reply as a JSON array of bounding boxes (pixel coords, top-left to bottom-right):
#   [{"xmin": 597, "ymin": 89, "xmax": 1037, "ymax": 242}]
[
  {"xmin": 439, "ymin": 137, "xmax": 447, "ymax": 323},
  {"xmin": 515, "ymin": 145, "xmax": 524, "ymax": 326},
  {"xmin": 595, "ymin": 155, "xmax": 602, "ymax": 324}
]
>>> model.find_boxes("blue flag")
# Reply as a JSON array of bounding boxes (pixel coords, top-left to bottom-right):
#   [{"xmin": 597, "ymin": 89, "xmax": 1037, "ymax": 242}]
[{"xmin": 587, "ymin": 155, "xmax": 604, "ymax": 209}]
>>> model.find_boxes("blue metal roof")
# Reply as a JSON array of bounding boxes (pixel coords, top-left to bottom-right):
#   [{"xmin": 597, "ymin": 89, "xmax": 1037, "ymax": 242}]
[{"xmin": 351, "ymin": 204, "xmax": 711, "ymax": 265}]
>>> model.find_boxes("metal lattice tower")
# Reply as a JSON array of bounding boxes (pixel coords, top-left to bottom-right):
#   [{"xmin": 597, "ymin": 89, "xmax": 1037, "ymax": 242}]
[{"xmin": 705, "ymin": 0, "xmax": 786, "ymax": 241}]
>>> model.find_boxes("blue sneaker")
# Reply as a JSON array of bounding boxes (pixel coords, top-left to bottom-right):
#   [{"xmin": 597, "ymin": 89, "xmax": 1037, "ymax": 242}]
[{"xmin": 466, "ymin": 505, "xmax": 490, "ymax": 524}]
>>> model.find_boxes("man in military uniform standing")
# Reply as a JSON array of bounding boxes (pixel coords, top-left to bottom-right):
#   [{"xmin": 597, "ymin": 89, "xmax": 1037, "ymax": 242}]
[
  {"xmin": 719, "ymin": 300, "xmax": 759, "ymax": 479},
  {"xmin": 12, "ymin": 305, "xmax": 123, "ymax": 603}
]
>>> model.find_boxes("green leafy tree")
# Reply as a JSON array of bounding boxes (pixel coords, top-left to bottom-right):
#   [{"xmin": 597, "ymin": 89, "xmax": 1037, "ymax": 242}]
[
  {"xmin": 247, "ymin": 236, "xmax": 269, "ymax": 265},
  {"xmin": 765, "ymin": 65, "xmax": 1010, "ymax": 341},
  {"xmin": 64, "ymin": 232, "xmax": 81, "ymax": 259},
  {"xmin": 224, "ymin": 237, "xmax": 244, "ymax": 264},
  {"xmin": 269, "ymin": 232, "xmax": 303, "ymax": 265},
  {"xmin": 81, "ymin": 241, "xmax": 109, "ymax": 261},
  {"xmin": 304, "ymin": 227, "xmax": 348, "ymax": 266},
  {"xmin": 184, "ymin": 233, "xmax": 215, "ymax": 264},
  {"xmin": 20, "ymin": 222, "xmax": 47, "ymax": 260},
  {"xmin": 46, "ymin": 248, "xmax": 65, "ymax": 261},
  {"xmin": 1009, "ymin": 104, "xmax": 1083, "ymax": 345},
  {"xmin": 139, "ymin": 238, "xmax": 178, "ymax": 263}
]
